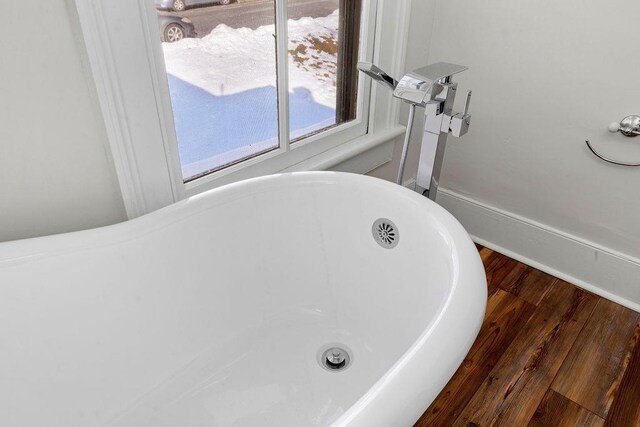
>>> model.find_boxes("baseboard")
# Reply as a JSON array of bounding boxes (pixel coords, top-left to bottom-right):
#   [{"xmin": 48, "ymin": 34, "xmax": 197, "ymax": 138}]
[{"xmin": 437, "ymin": 188, "xmax": 640, "ymax": 312}]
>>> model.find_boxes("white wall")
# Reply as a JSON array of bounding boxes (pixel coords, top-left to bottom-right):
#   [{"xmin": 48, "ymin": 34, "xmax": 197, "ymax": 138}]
[
  {"xmin": 409, "ymin": 0, "xmax": 640, "ymax": 306},
  {"xmin": 0, "ymin": 1, "xmax": 126, "ymax": 242}
]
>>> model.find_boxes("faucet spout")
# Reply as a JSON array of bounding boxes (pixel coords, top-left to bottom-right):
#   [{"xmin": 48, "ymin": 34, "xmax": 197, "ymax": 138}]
[{"xmin": 356, "ymin": 62, "xmax": 398, "ymax": 91}]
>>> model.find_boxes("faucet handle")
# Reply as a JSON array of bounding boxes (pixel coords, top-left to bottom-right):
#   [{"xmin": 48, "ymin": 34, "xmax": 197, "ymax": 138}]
[
  {"xmin": 463, "ymin": 90, "xmax": 472, "ymax": 116},
  {"xmin": 450, "ymin": 89, "xmax": 473, "ymax": 138}
]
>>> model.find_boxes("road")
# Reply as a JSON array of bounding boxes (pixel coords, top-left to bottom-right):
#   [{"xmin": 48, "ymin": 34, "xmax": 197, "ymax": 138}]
[{"xmin": 158, "ymin": 0, "xmax": 339, "ymax": 36}]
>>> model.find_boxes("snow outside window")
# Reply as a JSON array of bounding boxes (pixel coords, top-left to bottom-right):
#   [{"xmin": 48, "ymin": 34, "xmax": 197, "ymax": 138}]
[{"xmin": 154, "ymin": 0, "xmax": 361, "ymax": 182}]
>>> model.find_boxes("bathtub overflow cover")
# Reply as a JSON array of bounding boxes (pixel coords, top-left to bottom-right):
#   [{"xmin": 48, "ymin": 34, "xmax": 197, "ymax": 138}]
[
  {"xmin": 372, "ymin": 218, "xmax": 399, "ymax": 249},
  {"xmin": 321, "ymin": 347, "xmax": 351, "ymax": 371}
]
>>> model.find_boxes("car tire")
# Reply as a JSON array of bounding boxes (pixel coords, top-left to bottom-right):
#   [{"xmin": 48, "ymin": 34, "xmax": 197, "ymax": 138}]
[
  {"xmin": 172, "ymin": 0, "xmax": 186, "ymax": 11},
  {"xmin": 164, "ymin": 23, "xmax": 186, "ymax": 43}
]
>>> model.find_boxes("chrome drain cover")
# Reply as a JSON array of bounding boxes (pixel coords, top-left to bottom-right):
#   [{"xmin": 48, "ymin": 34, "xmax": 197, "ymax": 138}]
[{"xmin": 319, "ymin": 345, "xmax": 351, "ymax": 372}]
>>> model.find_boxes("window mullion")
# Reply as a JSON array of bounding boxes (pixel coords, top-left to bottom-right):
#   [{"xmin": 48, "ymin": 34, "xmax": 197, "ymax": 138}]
[{"xmin": 274, "ymin": 0, "xmax": 290, "ymax": 152}]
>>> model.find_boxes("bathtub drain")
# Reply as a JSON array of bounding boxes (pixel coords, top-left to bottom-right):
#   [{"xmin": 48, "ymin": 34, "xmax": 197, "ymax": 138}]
[{"xmin": 320, "ymin": 346, "xmax": 351, "ymax": 371}]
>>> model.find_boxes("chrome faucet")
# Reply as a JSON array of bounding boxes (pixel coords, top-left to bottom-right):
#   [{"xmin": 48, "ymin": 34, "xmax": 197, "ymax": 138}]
[{"xmin": 358, "ymin": 62, "xmax": 472, "ymax": 201}]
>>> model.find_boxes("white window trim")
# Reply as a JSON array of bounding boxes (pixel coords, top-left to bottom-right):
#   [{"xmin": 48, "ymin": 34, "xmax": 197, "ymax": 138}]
[{"xmin": 74, "ymin": 0, "xmax": 412, "ymax": 217}]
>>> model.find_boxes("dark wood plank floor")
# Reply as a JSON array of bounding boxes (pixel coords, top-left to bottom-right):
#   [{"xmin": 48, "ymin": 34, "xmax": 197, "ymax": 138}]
[{"xmin": 415, "ymin": 246, "xmax": 640, "ymax": 427}]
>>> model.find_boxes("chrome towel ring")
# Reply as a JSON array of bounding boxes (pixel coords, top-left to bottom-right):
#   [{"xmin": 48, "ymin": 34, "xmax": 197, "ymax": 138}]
[
  {"xmin": 585, "ymin": 140, "xmax": 640, "ymax": 167},
  {"xmin": 585, "ymin": 115, "xmax": 640, "ymax": 167}
]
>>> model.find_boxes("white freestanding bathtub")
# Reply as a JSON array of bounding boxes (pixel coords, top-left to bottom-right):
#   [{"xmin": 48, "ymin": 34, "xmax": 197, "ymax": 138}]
[{"xmin": 0, "ymin": 172, "xmax": 486, "ymax": 426}]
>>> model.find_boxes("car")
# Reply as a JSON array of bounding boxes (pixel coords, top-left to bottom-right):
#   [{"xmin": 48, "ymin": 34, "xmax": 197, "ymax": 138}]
[
  {"xmin": 157, "ymin": 15, "xmax": 197, "ymax": 43},
  {"xmin": 155, "ymin": 0, "xmax": 233, "ymax": 12}
]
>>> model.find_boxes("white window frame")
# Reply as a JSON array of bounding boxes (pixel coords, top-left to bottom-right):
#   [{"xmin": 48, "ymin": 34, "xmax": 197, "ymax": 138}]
[{"xmin": 74, "ymin": 0, "xmax": 411, "ymax": 217}]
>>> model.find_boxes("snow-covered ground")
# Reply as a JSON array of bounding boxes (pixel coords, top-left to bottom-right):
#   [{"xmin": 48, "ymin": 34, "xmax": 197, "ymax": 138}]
[{"xmin": 162, "ymin": 11, "xmax": 339, "ymax": 179}]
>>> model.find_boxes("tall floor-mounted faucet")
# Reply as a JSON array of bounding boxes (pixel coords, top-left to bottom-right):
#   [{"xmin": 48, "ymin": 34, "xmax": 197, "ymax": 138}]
[{"xmin": 358, "ymin": 62, "xmax": 472, "ymax": 201}]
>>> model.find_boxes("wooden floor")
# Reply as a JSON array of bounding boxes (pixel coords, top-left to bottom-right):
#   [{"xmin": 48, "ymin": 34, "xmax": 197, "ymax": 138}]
[{"xmin": 415, "ymin": 246, "xmax": 640, "ymax": 427}]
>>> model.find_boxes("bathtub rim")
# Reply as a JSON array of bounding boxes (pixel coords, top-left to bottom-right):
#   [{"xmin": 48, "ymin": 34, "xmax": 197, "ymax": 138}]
[{"xmin": 3, "ymin": 171, "xmax": 466, "ymax": 265}]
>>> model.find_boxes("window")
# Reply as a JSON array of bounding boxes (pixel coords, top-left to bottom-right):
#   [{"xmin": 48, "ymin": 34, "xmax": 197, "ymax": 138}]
[
  {"xmin": 74, "ymin": 0, "xmax": 409, "ymax": 216},
  {"xmin": 155, "ymin": 0, "xmax": 362, "ymax": 182}
]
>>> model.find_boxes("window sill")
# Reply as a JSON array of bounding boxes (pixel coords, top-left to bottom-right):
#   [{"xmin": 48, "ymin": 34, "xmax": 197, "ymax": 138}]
[
  {"xmin": 183, "ymin": 125, "xmax": 405, "ymax": 197},
  {"xmin": 283, "ymin": 125, "xmax": 405, "ymax": 173}
]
